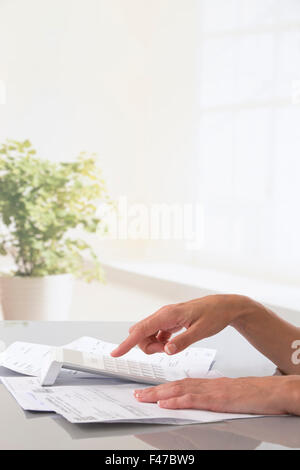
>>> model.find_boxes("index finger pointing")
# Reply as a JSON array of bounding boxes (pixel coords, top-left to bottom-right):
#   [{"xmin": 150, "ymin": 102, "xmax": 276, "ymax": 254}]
[
  {"xmin": 111, "ymin": 315, "xmax": 168, "ymax": 357},
  {"xmin": 110, "ymin": 328, "xmax": 146, "ymax": 357}
]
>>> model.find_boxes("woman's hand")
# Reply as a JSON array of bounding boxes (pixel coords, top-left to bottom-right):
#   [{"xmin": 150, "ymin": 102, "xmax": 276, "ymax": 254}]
[
  {"xmin": 111, "ymin": 294, "xmax": 255, "ymax": 357},
  {"xmin": 134, "ymin": 376, "xmax": 300, "ymax": 416}
]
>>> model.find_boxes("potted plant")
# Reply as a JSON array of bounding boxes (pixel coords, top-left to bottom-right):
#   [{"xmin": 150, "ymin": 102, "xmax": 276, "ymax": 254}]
[{"xmin": 0, "ymin": 140, "xmax": 112, "ymax": 321}]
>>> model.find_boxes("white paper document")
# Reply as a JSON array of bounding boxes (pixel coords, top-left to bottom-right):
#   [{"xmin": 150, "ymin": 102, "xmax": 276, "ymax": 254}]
[
  {"xmin": 2, "ymin": 375, "xmax": 257, "ymax": 425},
  {"xmin": 0, "ymin": 337, "xmax": 263, "ymax": 426},
  {"xmin": 0, "ymin": 342, "xmax": 54, "ymax": 377}
]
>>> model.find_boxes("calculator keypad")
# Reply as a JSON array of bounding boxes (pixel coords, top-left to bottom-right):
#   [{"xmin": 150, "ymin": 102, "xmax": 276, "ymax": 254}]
[{"xmin": 103, "ymin": 356, "xmax": 166, "ymax": 383}]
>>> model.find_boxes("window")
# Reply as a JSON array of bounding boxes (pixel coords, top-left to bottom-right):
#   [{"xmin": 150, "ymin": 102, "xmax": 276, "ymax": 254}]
[{"xmin": 193, "ymin": 0, "xmax": 300, "ymax": 283}]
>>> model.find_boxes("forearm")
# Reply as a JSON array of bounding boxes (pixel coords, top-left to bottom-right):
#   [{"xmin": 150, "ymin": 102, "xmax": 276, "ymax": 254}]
[{"xmin": 231, "ymin": 296, "xmax": 300, "ymax": 375}]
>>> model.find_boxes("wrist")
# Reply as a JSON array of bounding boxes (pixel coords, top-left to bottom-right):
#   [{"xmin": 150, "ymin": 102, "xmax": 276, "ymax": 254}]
[
  {"xmin": 228, "ymin": 295, "xmax": 264, "ymax": 327},
  {"xmin": 280, "ymin": 376, "xmax": 300, "ymax": 415}
]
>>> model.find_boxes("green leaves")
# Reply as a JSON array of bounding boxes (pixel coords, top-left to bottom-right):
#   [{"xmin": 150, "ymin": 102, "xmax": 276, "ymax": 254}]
[
  {"xmin": 0, "ymin": 139, "xmax": 112, "ymax": 281},
  {"xmin": 0, "ymin": 243, "xmax": 6, "ymax": 256}
]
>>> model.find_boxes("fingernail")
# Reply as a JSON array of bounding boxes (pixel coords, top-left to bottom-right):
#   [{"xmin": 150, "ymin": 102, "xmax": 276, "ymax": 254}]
[
  {"xmin": 165, "ymin": 343, "xmax": 177, "ymax": 355},
  {"xmin": 158, "ymin": 401, "xmax": 165, "ymax": 407}
]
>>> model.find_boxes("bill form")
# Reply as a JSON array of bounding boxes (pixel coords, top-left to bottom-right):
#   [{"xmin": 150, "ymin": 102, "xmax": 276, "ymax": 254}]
[{"xmin": 1, "ymin": 375, "xmax": 257, "ymax": 426}]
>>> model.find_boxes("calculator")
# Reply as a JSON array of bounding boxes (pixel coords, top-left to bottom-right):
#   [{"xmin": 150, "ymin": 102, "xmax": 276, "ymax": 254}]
[{"xmin": 40, "ymin": 348, "xmax": 188, "ymax": 386}]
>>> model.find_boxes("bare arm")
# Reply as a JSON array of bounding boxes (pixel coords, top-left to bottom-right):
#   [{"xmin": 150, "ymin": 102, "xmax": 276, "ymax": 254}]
[
  {"xmin": 111, "ymin": 294, "xmax": 300, "ymax": 415},
  {"xmin": 231, "ymin": 297, "xmax": 300, "ymax": 375},
  {"xmin": 112, "ymin": 294, "xmax": 300, "ymax": 376}
]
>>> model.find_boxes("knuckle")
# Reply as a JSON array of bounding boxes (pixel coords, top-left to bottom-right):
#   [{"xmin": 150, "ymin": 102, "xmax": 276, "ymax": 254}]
[
  {"xmin": 169, "ymin": 304, "xmax": 181, "ymax": 315},
  {"xmin": 135, "ymin": 322, "xmax": 147, "ymax": 336},
  {"xmin": 138, "ymin": 344, "xmax": 149, "ymax": 354},
  {"xmin": 138, "ymin": 339, "xmax": 154, "ymax": 355},
  {"xmin": 172, "ymin": 383, "xmax": 183, "ymax": 395},
  {"xmin": 161, "ymin": 304, "xmax": 174, "ymax": 313},
  {"xmin": 129, "ymin": 323, "xmax": 137, "ymax": 333},
  {"xmin": 163, "ymin": 303, "xmax": 181, "ymax": 313},
  {"xmin": 183, "ymin": 393, "xmax": 195, "ymax": 407},
  {"xmin": 175, "ymin": 378, "xmax": 193, "ymax": 389},
  {"xmin": 159, "ymin": 303, "xmax": 184, "ymax": 320}
]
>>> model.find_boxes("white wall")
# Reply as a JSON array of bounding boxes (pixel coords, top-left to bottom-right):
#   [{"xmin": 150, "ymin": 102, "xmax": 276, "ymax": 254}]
[{"xmin": 0, "ymin": 0, "xmax": 197, "ymax": 203}]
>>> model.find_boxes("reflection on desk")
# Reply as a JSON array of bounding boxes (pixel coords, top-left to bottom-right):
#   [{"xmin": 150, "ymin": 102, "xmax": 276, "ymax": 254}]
[
  {"xmin": 37, "ymin": 412, "xmax": 300, "ymax": 451},
  {"xmin": 135, "ymin": 417, "xmax": 300, "ymax": 450}
]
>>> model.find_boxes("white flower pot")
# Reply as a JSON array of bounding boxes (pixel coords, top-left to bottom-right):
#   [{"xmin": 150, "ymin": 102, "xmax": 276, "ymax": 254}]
[{"xmin": 0, "ymin": 274, "xmax": 73, "ymax": 321}]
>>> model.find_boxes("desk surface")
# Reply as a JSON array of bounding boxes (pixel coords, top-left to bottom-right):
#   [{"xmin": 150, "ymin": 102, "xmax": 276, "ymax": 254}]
[{"xmin": 0, "ymin": 321, "xmax": 299, "ymax": 450}]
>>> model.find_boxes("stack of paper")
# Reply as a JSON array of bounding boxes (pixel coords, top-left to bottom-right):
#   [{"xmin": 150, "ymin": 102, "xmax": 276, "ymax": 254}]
[{"xmin": 0, "ymin": 337, "xmax": 259, "ymax": 425}]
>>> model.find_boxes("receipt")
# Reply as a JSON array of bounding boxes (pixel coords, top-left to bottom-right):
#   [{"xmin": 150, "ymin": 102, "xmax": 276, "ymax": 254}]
[{"xmin": 0, "ymin": 342, "xmax": 54, "ymax": 377}]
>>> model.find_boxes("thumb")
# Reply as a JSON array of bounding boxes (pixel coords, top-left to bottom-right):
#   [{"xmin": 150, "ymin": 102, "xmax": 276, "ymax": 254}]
[{"xmin": 164, "ymin": 326, "xmax": 199, "ymax": 355}]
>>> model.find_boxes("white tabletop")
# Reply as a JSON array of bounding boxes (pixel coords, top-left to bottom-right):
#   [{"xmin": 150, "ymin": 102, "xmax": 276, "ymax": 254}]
[{"xmin": 0, "ymin": 321, "xmax": 299, "ymax": 450}]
